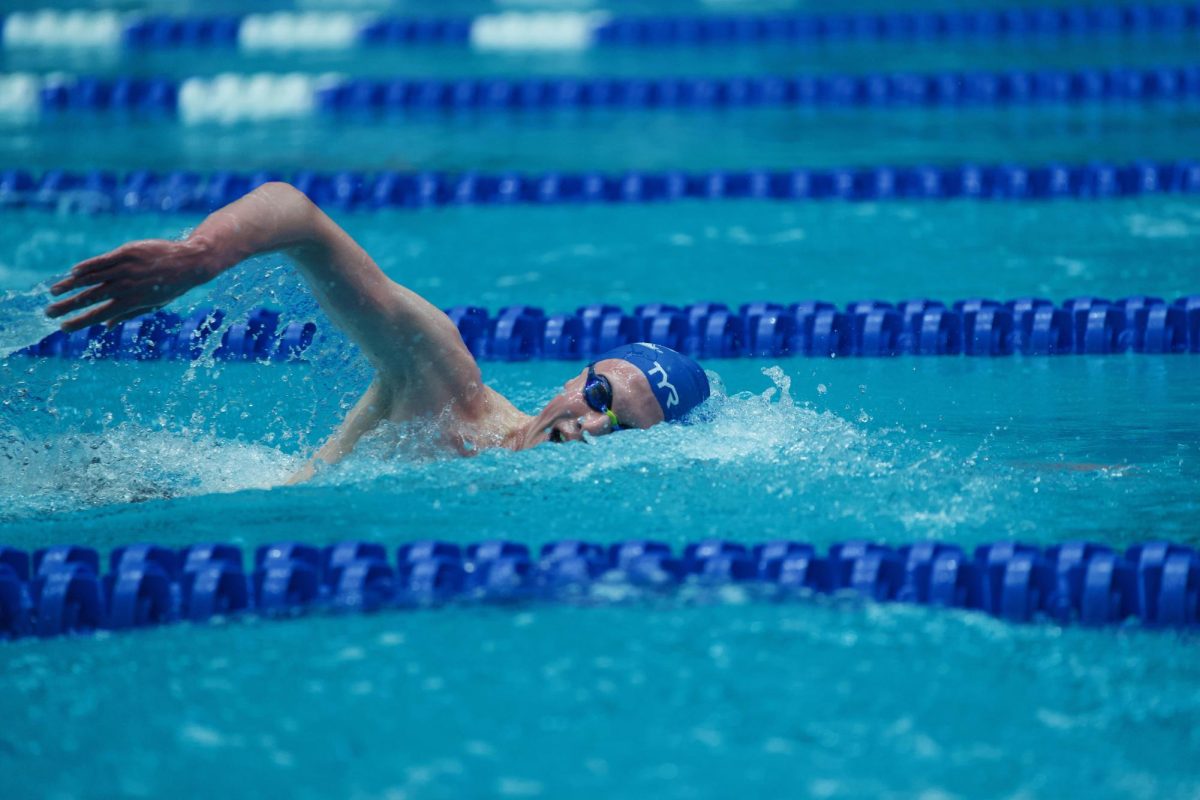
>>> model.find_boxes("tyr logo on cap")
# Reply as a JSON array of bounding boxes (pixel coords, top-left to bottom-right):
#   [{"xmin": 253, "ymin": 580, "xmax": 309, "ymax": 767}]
[{"xmin": 646, "ymin": 361, "xmax": 679, "ymax": 408}]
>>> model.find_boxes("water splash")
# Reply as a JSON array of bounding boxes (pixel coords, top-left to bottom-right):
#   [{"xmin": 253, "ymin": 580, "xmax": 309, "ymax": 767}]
[
  {"xmin": 1, "ymin": 311, "xmax": 1020, "ymax": 544},
  {"xmin": 0, "ymin": 257, "xmax": 366, "ymax": 521},
  {"xmin": 0, "ymin": 285, "xmax": 58, "ymax": 358},
  {"xmin": 0, "ymin": 424, "xmax": 298, "ymax": 521},
  {"xmin": 287, "ymin": 363, "xmax": 1011, "ymax": 541}
]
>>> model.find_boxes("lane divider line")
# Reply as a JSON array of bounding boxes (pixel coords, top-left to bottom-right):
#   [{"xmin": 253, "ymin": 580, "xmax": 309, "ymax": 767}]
[
  {"xmin": 14, "ymin": 296, "xmax": 1200, "ymax": 362},
  {"xmin": 2, "ymin": 5, "xmax": 1198, "ymax": 52},
  {"xmin": 2, "ymin": 66, "xmax": 1198, "ymax": 123},
  {"xmin": 2, "ymin": 161, "xmax": 1198, "ymax": 215},
  {"xmin": 2, "ymin": 538, "xmax": 1196, "ymax": 641}
]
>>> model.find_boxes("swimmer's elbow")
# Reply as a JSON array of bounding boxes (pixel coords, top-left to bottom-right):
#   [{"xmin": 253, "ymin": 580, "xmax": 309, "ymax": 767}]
[
  {"xmin": 254, "ymin": 181, "xmax": 318, "ymax": 216},
  {"xmin": 245, "ymin": 182, "xmax": 333, "ymax": 253},
  {"xmin": 255, "ymin": 180, "xmax": 302, "ymax": 199}
]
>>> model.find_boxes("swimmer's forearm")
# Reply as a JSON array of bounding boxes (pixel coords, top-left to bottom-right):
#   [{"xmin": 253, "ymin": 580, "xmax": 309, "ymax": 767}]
[
  {"xmin": 187, "ymin": 182, "xmax": 327, "ymax": 276},
  {"xmin": 48, "ymin": 183, "xmax": 330, "ymax": 332},
  {"xmin": 191, "ymin": 181, "xmax": 422, "ymax": 340},
  {"xmin": 51, "ymin": 181, "xmax": 481, "ymax": 400},
  {"xmin": 47, "ymin": 189, "xmax": 316, "ymax": 332},
  {"xmin": 188, "ymin": 182, "xmax": 431, "ymax": 370}
]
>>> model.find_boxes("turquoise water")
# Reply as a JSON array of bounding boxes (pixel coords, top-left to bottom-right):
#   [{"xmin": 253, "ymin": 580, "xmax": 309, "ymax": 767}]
[
  {"xmin": 3, "ymin": 1, "xmax": 1200, "ymax": 797},
  {"xmin": 3, "ymin": 602, "xmax": 1199, "ymax": 799},
  {"xmin": 6, "ymin": 105, "xmax": 1200, "ymax": 173}
]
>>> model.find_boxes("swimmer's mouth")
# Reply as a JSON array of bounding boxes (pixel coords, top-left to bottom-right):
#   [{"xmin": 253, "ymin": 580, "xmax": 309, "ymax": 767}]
[{"xmin": 546, "ymin": 421, "xmax": 582, "ymax": 444}]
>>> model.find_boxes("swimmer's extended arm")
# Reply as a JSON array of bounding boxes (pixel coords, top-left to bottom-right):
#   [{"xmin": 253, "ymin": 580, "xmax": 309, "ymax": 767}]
[{"xmin": 46, "ymin": 182, "xmax": 481, "ymax": 397}]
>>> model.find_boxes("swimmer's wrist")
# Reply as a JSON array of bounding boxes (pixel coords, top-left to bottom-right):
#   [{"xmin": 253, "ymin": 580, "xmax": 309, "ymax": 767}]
[{"xmin": 183, "ymin": 233, "xmax": 235, "ymax": 280}]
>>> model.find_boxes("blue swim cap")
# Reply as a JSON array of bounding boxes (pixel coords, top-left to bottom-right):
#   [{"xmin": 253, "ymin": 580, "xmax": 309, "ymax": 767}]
[{"xmin": 592, "ymin": 342, "xmax": 710, "ymax": 423}]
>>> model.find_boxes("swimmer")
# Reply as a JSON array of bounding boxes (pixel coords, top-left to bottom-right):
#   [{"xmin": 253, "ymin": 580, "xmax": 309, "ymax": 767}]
[{"xmin": 43, "ymin": 182, "xmax": 710, "ymax": 482}]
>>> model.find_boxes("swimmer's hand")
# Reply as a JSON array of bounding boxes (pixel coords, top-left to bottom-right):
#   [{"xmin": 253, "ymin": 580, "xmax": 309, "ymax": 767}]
[{"xmin": 46, "ymin": 238, "xmax": 217, "ymax": 332}]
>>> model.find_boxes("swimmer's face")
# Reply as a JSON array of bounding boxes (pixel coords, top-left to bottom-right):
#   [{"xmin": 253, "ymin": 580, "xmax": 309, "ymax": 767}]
[{"xmin": 520, "ymin": 359, "xmax": 665, "ymax": 448}]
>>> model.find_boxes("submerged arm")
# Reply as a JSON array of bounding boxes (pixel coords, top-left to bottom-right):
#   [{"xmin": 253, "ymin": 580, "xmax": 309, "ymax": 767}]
[
  {"xmin": 46, "ymin": 182, "xmax": 480, "ymax": 395},
  {"xmin": 285, "ymin": 379, "xmax": 392, "ymax": 484}
]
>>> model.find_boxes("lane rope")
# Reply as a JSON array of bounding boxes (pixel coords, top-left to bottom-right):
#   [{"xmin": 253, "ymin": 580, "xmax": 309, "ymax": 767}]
[
  {"xmin": 14, "ymin": 296, "xmax": 1200, "ymax": 362},
  {"xmin": 2, "ymin": 160, "xmax": 1198, "ymax": 217},
  {"xmin": 2, "ymin": 537, "xmax": 1196, "ymax": 641},
  {"xmin": 1, "ymin": 5, "xmax": 1198, "ymax": 53},
  {"xmin": 2, "ymin": 65, "xmax": 1198, "ymax": 123}
]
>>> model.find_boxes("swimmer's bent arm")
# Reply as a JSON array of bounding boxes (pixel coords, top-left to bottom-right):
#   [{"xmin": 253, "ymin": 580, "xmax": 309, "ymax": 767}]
[{"xmin": 46, "ymin": 182, "xmax": 481, "ymax": 398}]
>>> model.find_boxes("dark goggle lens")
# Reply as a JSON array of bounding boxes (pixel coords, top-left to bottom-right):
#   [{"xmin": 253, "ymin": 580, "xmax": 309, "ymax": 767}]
[{"xmin": 583, "ymin": 370, "xmax": 613, "ymax": 413}]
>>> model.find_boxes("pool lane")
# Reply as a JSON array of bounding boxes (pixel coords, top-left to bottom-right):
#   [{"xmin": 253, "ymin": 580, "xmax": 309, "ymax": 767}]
[{"xmin": 2, "ymin": 103, "xmax": 1198, "ymax": 174}]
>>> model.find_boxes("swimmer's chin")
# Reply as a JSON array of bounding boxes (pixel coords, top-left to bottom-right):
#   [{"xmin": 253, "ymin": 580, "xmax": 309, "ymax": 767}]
[
  {"xmin": 522, "ymin": 429, "xmax": 559, "ymax": 449},
  {"xmin": 504, "ymin": 425, "xmax": 543, "ymax": 451}
]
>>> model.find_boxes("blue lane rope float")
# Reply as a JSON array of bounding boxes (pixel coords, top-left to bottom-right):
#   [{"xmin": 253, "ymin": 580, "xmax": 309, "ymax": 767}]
[
  {"xmin": 3, "ymin": 161, "xmax": 1200, "ymax": 216},
  {"xmin": 4, "ymin": 65, "xmax": 1200, "ymax": 123},
  {"xmin": 2, "ymin": 5, "xmax": 1199, "ymax": 52},
  {"xmin": 17, "ymin": 308, "xmax": 316, "ymax": 363},
  {"xmin": 14, "ymin": 296, "xmax": 1200, "ymax": 363},
  {"xmin": 1, "ymin": 537, "xmax": 1197, "ymax": 641}
]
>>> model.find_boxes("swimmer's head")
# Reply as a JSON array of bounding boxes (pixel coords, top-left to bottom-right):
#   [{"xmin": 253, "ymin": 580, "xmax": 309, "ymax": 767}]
[
  {"xmin": 519, "ymin": 343, "xmax": 710, "ymax": 447},
  {"xmin": 590, "ymin": 343, "xmax": 710, "ymax": 423}
]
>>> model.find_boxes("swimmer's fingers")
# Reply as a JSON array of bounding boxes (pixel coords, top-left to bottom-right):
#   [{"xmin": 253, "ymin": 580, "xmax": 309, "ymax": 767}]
[
  {"xmin": 49, "ymin": 265, "xmax": 121, "ymax": 297},
  {"xmin": 56, "ymin": 300, "xmax": 120, "ymax": 333},
  {"xmin": 50, "ymin": 256, "xmax": 129, "ymax": 297},
  {"xmin": 45, "ymin": 283, "xmax": 117, "ymax": 322},
  {"xmin": 51, "ymin": 239, "xmax": 174, "ymax": 296},
  {"xmin": 50, "ymin": 250, "xmax": 132, "ymax": 296},
  {"xmin": 71, "ymin": 248, "xmax": 127, "ymax": 276}
]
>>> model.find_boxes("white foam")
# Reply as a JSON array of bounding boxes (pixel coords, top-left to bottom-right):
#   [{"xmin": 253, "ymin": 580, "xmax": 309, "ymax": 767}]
[
  {"xmin": 1125, "ymin": 211, "xmax": 1198, "ymax": 240},
  {"xmin": 0, "ymin": 73, "xmax": 40, "ymax": 120},
  {"xmin": 497, "ymin": 0, "xmax": 597, "ymax": 7},
  {"xmin": 2, "ymin": 10, "xmax": 125, "ymax": 49},
  {"xmin": 178, "ymin": 73, "xmax": 332, "ymax": 124},
  {"xmin": 0, "ymin": 424, "xmax": 300, "ymax": 518},
  {"xmin": 470, "ymin": 12, "xmax": 607, "ymax": 50},
  {"xmin": 238, "ymin": 12, "xmax": 367, "ymax": 50},
  {"xmin": 0, "ymin": 287, "xmax": 59, "ymax": 357}
]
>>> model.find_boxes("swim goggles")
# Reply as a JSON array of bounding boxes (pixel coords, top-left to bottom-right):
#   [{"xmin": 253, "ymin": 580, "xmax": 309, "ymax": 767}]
[{"xmin": 583, "ymin": 364, "xmax": 625, "ymax": 431}]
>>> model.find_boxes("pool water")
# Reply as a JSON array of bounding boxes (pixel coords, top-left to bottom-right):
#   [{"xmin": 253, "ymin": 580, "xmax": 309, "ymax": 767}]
[
  {"xmin": 4, "ymin": 599, "xmax": 1200, "ymax": 799},
  {"xmin": 9, "ymin": 105, "xmax": 1200, "ymax": 174},
  {"xmin": 3, "ymin": 195, "xmax": 1199, "ymax": 797},
  {"xmin": 2, "ymin": 1, "xmax": 1200, "ymax": 797}
]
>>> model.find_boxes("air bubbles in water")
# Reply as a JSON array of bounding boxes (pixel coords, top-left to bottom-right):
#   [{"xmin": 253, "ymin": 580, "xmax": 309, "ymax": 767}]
[{"xmin": 0, "ymin": 285, "xmax": 57, "ymax": 357}]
